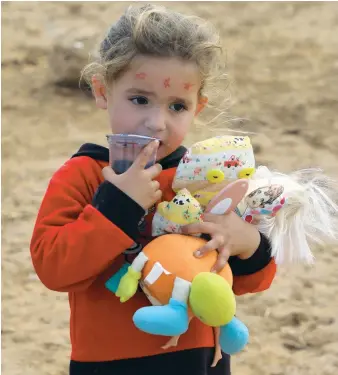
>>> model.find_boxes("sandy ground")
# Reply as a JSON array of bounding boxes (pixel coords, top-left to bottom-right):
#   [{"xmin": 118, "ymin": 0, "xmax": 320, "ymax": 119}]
[{"xmin": 2, "ymin": 2, "xmax": 338, "ymax": 375}]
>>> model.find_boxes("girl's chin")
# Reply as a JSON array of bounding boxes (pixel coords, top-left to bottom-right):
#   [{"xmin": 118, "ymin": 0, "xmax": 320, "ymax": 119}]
[
  {"xmin": 155, "ymin": 148, "xmax": 165, "ymax": 161},
  {"xmin": 156, "ymin": 143, "xmax": 173, "ymax": 161}
]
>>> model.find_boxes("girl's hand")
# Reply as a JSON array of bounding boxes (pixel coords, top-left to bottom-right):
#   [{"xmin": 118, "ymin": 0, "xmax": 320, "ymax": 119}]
[
  {"xmin": 102, "ymin": 140, "xmax": 163, "ymax": 210},
  {"xmin": 181, "ymin": 211, "xmax": 261, "ymax": 273}
]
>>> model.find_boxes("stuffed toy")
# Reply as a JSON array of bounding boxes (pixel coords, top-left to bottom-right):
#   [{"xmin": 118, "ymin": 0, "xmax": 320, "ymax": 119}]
[
  {"xmin": 106, "ymin": 135, "xmax": 338, "ymax": 367},
  {"xmin": 107, "ymin": 179, "xmax": 251, "ymax": 367},
  {"xmin": 172, "ymin": 136, "xmax": 337, "ymax": 264},
  {"xmin": 151, "ymin": 188, "xmax": 204, "ymax": 237}
]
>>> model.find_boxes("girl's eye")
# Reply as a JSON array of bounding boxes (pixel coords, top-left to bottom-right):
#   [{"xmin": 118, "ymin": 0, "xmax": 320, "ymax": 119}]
[
  {"xmin": 130, "ymin": 96, "xmax": 148, "ymax": 105},
  {"xmin": 169, "ymin": 103, "xmax": 187, "ymax": 112}
]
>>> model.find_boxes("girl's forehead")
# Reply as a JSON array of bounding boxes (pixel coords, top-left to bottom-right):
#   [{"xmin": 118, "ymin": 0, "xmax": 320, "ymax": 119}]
[
  {"xmin": 128, "ymin": 56, "xmax": 201, "ymax": 82},
  {"xmin": 113, "ymin": 56, "xmax": 202, "ymax": 99}
]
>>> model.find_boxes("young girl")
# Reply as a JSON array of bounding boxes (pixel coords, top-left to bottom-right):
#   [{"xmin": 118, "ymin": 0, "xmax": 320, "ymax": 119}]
[{"xmin": 30, "ymin": 5, "xmax": 276, "ymax": 375}]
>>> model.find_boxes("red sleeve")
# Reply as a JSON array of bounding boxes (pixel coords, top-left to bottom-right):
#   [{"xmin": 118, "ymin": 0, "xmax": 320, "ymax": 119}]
[
  {"xmin": 30, "ymin": 156, "xmax": 134, "ymax": 293},
  {"xmin": 232, "ymin": 259, "xmax": 277, "ymax": 296}
]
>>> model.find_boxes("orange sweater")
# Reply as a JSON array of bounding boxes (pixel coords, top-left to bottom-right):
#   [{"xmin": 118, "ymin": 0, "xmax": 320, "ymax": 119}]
[{"xmin": 30, "ymin": 143, "xmax": 276, "ymax": 363}]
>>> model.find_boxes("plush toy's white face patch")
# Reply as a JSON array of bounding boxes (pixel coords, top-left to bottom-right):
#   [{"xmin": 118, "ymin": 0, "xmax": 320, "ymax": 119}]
[{"xmin": 173, "ymin": 196, "xmax": 191, "ymax": 206}]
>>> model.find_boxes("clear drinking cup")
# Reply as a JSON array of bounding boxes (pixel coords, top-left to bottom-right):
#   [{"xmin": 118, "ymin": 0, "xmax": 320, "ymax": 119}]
[{"xmin": 106, "ymin": 134, "xmax": 159, "ymax": 174}]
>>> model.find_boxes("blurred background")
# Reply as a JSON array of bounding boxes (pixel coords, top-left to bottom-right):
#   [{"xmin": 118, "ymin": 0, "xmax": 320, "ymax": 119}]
[{"xmin": 2, "ymin": 2, "xmax": 338, "ymax": 375}]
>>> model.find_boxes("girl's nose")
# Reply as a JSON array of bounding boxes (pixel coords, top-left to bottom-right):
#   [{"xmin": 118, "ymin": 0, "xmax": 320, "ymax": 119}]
[{"xmin": 144, "ymin": 109, "xmax": 166, "ymax": 133}]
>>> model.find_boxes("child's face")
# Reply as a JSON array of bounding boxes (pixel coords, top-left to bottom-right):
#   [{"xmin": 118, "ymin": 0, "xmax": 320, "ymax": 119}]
[{"xmin": 93, "ymin": 56, "xmax": 205, "ymax": 160}]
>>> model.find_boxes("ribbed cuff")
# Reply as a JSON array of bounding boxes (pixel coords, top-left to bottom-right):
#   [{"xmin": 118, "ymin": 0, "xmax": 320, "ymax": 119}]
[
  {"xmin": 229, "ymin": 232, "xmax": 272, "ymax": 276},
  {"xmin": 92, "ymin": 181, "xmax": 145, "ymax": 242}
]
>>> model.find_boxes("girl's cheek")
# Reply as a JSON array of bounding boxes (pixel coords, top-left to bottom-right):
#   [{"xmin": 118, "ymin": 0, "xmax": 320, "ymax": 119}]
[
  {"xmin": 180, "ymin": 116, "xmax": 194, "ymax": 134},
  {"xmin": 172, "ymin": 127, "xmax": 188, "ymax": 146}
]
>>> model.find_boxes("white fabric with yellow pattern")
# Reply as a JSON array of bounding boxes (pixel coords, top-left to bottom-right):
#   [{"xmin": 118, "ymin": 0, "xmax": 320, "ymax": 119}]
[{"xmin": 173, "ymin": 136, "xmax": 256, "ymax": 208}]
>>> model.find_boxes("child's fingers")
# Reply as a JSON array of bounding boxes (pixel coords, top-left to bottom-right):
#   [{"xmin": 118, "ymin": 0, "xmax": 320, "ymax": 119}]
[
  {"xmin": 193, "ymin": 236, "xmax": 224, "ymax": 258},
  {"xmin": 151, "ymin": 180, "xmax": 161, "ymax": 191},
  {"xmin": 146, "ymin": 163, "xmax": 163, "ymax": 180},
  {"xmin": 202, "ymin": 213, "xmax": 225, "ymax": 225},
  {"xmin": 211, "ymin": 246, "xmax": 231, "ymax": 273},
  {"xmin": 181, "ymin": 222, "xmax": 216, "ymax": 235},
  {"xmin": 154, "ymin": 189, "xmax": 163, "ymax": 202},
  {"xmin": 132, "ymin": 140, "xmax": 159, "ymax": 170}
]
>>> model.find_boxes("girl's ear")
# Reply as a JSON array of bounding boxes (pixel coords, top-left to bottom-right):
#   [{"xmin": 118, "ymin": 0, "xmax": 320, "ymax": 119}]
[
  {"xmin": 92, "ymin": 75, "xmax": 107, "ymax": 110},
  {"xmin": 195, "ymin": 96, "xmax": 208, "ymax": 116}
]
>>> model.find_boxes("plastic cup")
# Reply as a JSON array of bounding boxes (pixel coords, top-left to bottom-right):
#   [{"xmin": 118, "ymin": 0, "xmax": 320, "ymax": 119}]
[{"xmin": 106, "ymin": 134, "xmax": 159, "ymax": 174}]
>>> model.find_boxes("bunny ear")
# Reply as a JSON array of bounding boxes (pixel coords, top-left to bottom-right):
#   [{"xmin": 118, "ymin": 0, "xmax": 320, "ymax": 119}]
[{"xmin": 205, "ymin": 180, "xmax": 249, "ymax": 215}]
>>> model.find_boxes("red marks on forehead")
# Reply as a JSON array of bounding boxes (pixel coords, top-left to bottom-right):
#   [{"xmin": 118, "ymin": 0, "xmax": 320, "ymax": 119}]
[
  {"xmin": 135, "ymin": 72, "xmax": 147, "ymax": 79},
  {"xmin": 184, "ymin": 82, "xmax": 195, "ymax": 91},
  {"xmin": 164, "ymin": 78, "xmax": 171, "ymax": 88},
  {"xmin": 135, "ymin": 74, "xmax": 195, "ymax": 91}
]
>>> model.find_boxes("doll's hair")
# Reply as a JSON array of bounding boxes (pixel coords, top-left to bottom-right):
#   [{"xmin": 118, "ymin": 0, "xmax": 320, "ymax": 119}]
[
  {"xmin": 252, "ymin": 167, "xmax": 338, "ymax": 265},
  {"xmin": 81, "ymin": 4, "xmax": 224, "ymax": 100}
]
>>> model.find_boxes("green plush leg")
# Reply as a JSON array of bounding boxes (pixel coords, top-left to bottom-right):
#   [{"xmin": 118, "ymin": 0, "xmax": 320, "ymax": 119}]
[
  {"xmin": 117, "ymin": 252, "xmax": 149, "ymax": 303},
  {"xmin": 115, "ymin": 266, "xmax": 141, "ymax": 303},
  {"xmin": 105, "ymin": 263, "xmax": 129, "ymax": 293}
]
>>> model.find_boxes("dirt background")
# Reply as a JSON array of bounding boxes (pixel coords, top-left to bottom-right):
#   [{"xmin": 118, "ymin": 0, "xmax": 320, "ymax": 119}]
[{"xmin": 2, "ymin": 2, "xmax": 338, "ymax": 375}]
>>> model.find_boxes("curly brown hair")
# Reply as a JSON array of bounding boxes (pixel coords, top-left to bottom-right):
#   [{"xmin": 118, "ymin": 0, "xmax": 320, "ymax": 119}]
[{"xmin": 82, "ymin": 4, "xmax": 224, "ymax": 99}]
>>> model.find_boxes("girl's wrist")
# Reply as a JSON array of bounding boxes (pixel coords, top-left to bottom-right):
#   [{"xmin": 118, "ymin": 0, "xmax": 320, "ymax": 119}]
[
  {"xmin": 236, "ymin": 225, "xmax": 261, "ymax": 260},
  {"xmin": 228, "ymin": 231, "xmax": 273, "ymax": 276}
]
